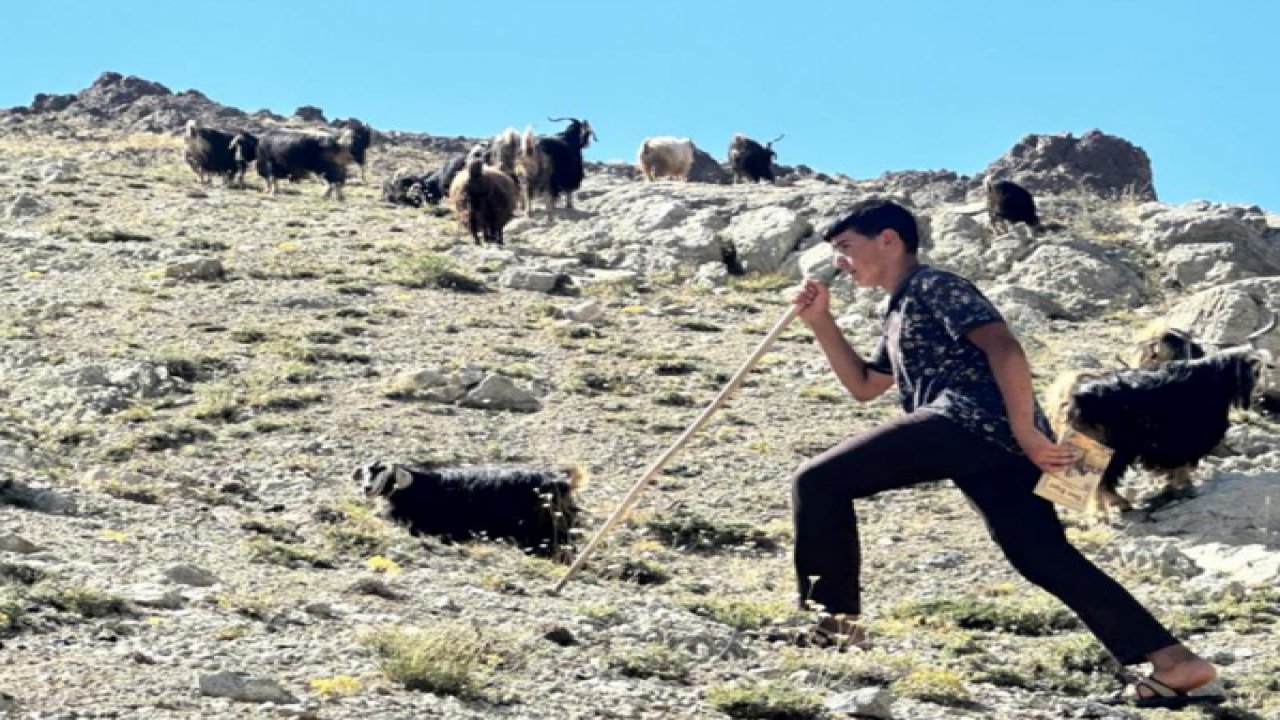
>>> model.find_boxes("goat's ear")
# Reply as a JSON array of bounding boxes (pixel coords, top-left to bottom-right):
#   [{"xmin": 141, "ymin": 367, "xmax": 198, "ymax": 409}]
[{"xmin": 393, "ymin": 467, "xmax": 415, "ymax": 490}]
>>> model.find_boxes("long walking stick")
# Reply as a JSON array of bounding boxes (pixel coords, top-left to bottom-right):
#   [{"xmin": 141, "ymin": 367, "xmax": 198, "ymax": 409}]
[{"xmin": 552, "ymin": 266, "xmax": 840, "ymax": 594}]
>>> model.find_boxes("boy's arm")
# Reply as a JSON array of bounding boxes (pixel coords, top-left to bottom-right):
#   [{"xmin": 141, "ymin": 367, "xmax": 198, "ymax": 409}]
[
  {"xmin": 808, "ymin": 313, "xmax": 895, "ymax": 402},
  {"xmin": 966, "ymin": 322, "xmax": 1074, "ymax": 474}
]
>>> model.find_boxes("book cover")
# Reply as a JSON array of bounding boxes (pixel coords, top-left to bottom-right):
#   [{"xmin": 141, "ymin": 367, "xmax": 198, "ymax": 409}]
[{"xmin": 1033, "ymin": 428, "xmax": 1113, "ymax": 513}]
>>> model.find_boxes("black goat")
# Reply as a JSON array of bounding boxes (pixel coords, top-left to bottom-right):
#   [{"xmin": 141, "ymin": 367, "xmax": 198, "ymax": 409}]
[
  {"xmin": 254, "ymin": 125, "xmax": 367, "ymax": 200},
  {"xmin": 1046, "ymin": 350, "xmax": 1266, "ymax": 511},
  {"xmin": 728, "ymin": 133, "xmax": 782, "ymax": 184},
  {"xmin": 518, "ymin": 117, "xmax": 596, "ymax": 222},
  {"xmin": 354, "ymin": 460, "xmax": 587, "ymax": 560},
  {"xmin": 183, "ymin": 120, "xmax": 257, "ymax": 187},
  {"xmin": 984, "ymin": 178, "xmax": 1041, "ymax": 233}
]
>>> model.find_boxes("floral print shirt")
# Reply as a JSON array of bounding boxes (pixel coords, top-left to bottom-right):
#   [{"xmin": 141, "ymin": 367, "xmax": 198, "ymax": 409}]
[{"xmin": 866, "ymin": 265, "xmax": 1053, "ymax": 455}]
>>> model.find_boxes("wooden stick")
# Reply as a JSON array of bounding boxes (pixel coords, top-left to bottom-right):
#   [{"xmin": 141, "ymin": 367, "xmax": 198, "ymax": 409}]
[{"xmin": 552, "ymin": 302, "xmax": 804, "ymax": 594}]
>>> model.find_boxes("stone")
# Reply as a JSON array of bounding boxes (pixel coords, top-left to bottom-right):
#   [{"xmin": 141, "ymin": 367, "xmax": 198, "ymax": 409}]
[
  {"xmin": 165, "ymin": 257, "xmax": 225, "ymax": 281},
  {"xmin": 824, "ymin": 687, "xmax": 895, "ymax": 719},
  {"xmin": 0, "ymin": 534, "xmax": 41, "ymax": 555},
  {"xmin": 460, "ymin": 374, "xmax": 541, "ymax": 413},
  {"xmin": 164, "ymin": 564, "xmax": 220, "ymax": 587},
  {"xmin": 198, "ymin": 672, "xmax": 298, "ymax": 704}
]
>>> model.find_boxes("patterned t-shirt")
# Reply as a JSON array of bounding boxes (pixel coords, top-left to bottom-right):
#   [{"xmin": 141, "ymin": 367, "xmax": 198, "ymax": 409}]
[{"xmin": 866, "ymin": 264, "xmax": 1053, "ymax": 454}]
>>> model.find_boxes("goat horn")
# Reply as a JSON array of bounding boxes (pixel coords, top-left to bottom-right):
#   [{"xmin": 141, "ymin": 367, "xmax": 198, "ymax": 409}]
[
  {"xmin": 1114, "ymin": 354, "xmax": 1132, "ymax": 369},
  {"xmin": 769, "ymin": 133, "xmax": 786, "ymax": 145},
  {"xmin": 547, "ymin": 116, "xmax": 570, "ymax": 122},
  {"xmin": 1246, "ymin": 306, "xmax": 1277, "ymax": 343}
]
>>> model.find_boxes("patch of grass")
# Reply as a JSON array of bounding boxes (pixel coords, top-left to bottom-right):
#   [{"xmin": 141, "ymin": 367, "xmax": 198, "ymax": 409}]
[
  {"xmin": 100, "ymin": 478, "xmax": 163, "ymax": 504},
  {"xmin": 612, "ymin": 643, "xmax": 690, "ymax": 682},
  {"xmin": 245, "ymin": 538, "xmax": 335, "ymax": 569},
  {"xmin": 653, "ymin": 391, "xmax": 697, "ymax": 407},
  {"xmin": 645, "ymin": 512, "xmax": 780, "ymax": 553},
  {"xmin": 309, "ymin": 675, "xmax": 363, "ymax": 698},
  {"xmin": 190, "ymin": 384, "xmax": 244, "ymax": 422},
  {"xmin": 891, "ymin": 668, "xmax": 971, "ymax": 707},
  {"xmin": 598, "ymin": 557, "xmax": 671, "ymax": 586},
  {"xmin": 363, "ymin": 623, "xmax": 501, "ymax": 698},
  {"xmin": 681, "ymin": 597, "xmax": 796, "ymax": 631},
  {"xmin": 0, "ymin": 591, "xmax": 26, "ymax": 634},
  {"xmin": 251, "ymin": 388, "xmax": 325, "ymax": 412},
  {"xmin": 392, "ymin": 253, "xmax": 487, "ymax": 293},
  {"xmin": 706, "ymin": 681, "xmax": 826, "ymax": 720},
  {"xmin": 886, "ymin": 596, "xmax": 1080, "ymax": 636},
  {"xmin": 575, "ymin": 603, "xmax": 625, "ymax": 625},
  {"xmin": 727, "ymin": 272, "xmax": 795, "ymax": 292},
  {"xmin": 217, "ymin": 591, "xmax": 276, "ymax": 620},
  {"xmin": 36, "ymin": 586, "xmax": 134, "ymax": 618}
]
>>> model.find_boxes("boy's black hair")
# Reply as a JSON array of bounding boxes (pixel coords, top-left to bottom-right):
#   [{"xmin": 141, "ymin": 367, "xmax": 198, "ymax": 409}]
[{"xmin": 823, "ymin": 199, "xmax": 920, "ymax": 254}]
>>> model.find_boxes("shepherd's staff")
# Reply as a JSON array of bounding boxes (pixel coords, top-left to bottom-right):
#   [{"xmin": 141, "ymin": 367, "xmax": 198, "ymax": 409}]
[{"xmin": 552, "ymin": 264, "xmax": 842, "ymax": 594}]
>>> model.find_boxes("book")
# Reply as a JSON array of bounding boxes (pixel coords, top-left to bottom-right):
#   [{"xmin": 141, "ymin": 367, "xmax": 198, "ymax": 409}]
[{"xmin": 1033, "ymin": 428, "xmax": 1113, "ymax": 513}]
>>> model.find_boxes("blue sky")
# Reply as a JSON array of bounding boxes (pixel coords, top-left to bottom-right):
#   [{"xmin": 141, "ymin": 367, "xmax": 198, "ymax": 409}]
[{"xmin": 3, "ymin": 0, "xmax": 1276, "ymax": 209}]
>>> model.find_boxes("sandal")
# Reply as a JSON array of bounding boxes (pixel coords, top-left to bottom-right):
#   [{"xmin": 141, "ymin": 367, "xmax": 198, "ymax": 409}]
[{"xmin": 1101, "ymin": 675, "xmax": 1226, "ymax": 709}]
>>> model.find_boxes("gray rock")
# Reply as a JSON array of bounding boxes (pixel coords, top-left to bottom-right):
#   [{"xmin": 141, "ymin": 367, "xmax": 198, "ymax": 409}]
[
  {"xmin": 0, "ymin": 533, "xmax": 41, "ymax": 554},
  {"xmin": 198, "ymin": 672, "xmax": 298, "ymax": 704},
  {"xmin": 5, "ymin": 194, "xmax": 52, "ymax": 220},
  {"xmin": 165, "ymin": 257, "xmax": 225, "ymax": 281},
  {"xmin": 561, "ymin": 299, "xmax": 605, "ymax": 324},
  {"xmin": 1008, "ymin": 242, "xmax": 1144, "ymax": 315},
  {"xmin": 725, "ymin": 207, "xmax": 811, "ymax": 274},
  {"xmin": 694, "ymin": 262, "xmax": 729, "ymax": 289},
  {"xmin": 824, "ymin": 687, "xmax": 895, "ymax": 719},
  {"xmin": 165, "ymin": 564, "xmax": 220, "ymax": 587},
  {"xmin": 977, "ymin": 129, "xmax": 1156, "ymax": 201},
  {"xmin": 127, "ymin": 583, "xmax": 186, "ymax": 609},
  {"xmin": 42, "ymin": 160, "xmax": 80, "ymax": 184},
  {"xmin": 500, "ymin": 268, "xmax": 565, "ymax": 293},
  {"xmin": 1115, "ymin": 538, "xmax": 1200, "ymax": 580},
  {"xmin": 460, "ymin": 374, "xmax": 541, "ymax": 413}
]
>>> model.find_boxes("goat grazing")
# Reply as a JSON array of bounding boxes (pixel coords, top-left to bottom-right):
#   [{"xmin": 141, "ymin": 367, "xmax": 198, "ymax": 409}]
[
  {"xmin": 728, "ymin": 133, "xmax": 782, "ymax": 184},
  {"xmin": 1045, "ymin": 349, "xmax": 1267, "ymax": 513},
  {"xmin": 518, "ymin": 117, "xmax": 596, "ymax": 222},
  {"xmin": 449, "ymin": 160, "xmax": 520, "ymax": 245},
  {"xmin": 984, "ymin": 178, "xmax": 1041, "ymax": 233},
  {"xmin": 637, "ymin": 137, "xmax": 695, "ymax": 181},
  {"xmin": 354, "ymin": 460, "xmax": 587, "ymax": 560}
]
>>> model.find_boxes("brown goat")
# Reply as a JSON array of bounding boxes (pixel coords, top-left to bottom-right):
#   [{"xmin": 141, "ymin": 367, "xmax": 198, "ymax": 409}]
[{"xmin": 449, "ymin": 160, "xmax": 519, "ymax": 245}]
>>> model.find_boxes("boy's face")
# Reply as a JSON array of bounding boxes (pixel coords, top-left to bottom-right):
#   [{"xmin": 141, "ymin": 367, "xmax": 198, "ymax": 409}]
[{"xmin": 829, "ymin": 229, "xmax": 892, "ymax": 289}]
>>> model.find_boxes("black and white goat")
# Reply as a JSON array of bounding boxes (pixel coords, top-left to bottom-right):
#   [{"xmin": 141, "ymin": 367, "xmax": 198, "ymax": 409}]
[
  {"xmin": 518, "ymin": 117, "xmax": 596, "ymax": 223},
  {"xmin": 1046, "ymin": 349, "xmax": 1267, "ymax": 512},
  {"xmin": 354, "ymin": 460, "xmax": 587, "ymax": 560}
]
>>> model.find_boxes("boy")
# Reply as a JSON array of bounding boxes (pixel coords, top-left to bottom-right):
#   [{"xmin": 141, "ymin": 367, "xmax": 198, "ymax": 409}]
[{"xmin": 789, "ymin": 199, "xmax": 1219, "ymax": 708}]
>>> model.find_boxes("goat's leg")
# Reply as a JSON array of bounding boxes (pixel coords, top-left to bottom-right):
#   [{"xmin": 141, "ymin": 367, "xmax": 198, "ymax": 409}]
[{"xmin": 1094, "ymin": 450, "xmax": 1135, "ymax": 520}]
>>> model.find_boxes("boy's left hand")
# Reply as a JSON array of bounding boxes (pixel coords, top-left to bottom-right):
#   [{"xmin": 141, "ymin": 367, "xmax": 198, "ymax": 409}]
[{"xmin": 1016, "ymin": 428, "xmax": 1076, "ymax": 475}]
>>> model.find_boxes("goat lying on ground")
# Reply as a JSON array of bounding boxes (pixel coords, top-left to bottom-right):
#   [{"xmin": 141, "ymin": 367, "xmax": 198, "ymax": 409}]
[
  {"xmin": 354, "ymin": 460, "xmax": 587, "ymax": 560},
  {"xmin": 1045, "ymin": 349, "xmax": 1267, "ymax": 514}
]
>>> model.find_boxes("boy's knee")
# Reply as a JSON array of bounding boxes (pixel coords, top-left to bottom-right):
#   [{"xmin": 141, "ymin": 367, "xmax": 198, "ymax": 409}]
[{"xmin": 791, "ymin": 460, "xmax": 833, "ymax": 501}]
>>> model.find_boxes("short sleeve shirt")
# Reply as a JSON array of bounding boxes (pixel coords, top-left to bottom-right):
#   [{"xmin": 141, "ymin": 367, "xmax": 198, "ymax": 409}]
[{"xmin": 866, "ymin": 264, "xmax": 1053, "ymax": 454}]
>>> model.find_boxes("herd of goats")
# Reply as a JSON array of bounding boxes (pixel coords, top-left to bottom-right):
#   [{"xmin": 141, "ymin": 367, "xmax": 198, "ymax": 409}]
[
  {"xmin": 182, "ymin": 116, "xmax": 793, "ymax": 246},
  {"xmin": 175, "ymin": 115, "xmax": 1276, "ymax": 559}
]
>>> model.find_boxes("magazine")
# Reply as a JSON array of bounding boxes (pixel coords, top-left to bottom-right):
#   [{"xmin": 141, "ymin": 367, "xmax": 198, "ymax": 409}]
[{"xmin": 1033, "ymin": 428, "xmax": 1113, "ymax": 513}]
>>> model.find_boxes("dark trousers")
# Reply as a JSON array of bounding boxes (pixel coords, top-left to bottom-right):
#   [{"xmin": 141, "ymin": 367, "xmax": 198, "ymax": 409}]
[{"xmin": 791, "ymin": 410, "xmax": 1176, "ymax": 665}]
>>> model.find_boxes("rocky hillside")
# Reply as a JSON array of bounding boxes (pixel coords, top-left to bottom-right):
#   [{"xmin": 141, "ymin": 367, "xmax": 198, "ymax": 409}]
[{"xmin": 2, "ymin": 74, "xmax": 1279, "ymax": 720}]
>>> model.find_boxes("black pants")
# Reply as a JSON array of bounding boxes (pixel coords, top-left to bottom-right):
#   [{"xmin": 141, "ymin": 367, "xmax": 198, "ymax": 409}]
[{"xmin": 791, "ymin": 410, "xmax": 1176, "ymax": 665}]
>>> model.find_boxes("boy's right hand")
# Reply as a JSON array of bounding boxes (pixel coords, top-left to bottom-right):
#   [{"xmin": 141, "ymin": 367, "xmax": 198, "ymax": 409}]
[{"xmin": 791, "ymin": 279, "xmax": 832, "ymax": 325}]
